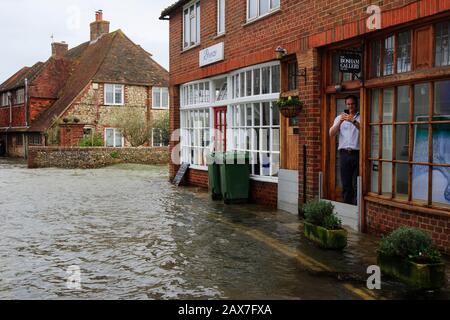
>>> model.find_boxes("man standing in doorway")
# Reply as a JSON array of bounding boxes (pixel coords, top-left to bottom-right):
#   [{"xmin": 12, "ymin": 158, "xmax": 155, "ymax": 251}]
[{"xmin": 329, "ymin": 95, "xmax": 360, "ymax": 205}]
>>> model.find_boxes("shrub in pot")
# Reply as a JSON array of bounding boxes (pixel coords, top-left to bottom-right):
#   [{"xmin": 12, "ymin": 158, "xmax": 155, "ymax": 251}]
[
  {"xmin": 377, "ymin": 227, "xmax": 446, "ymax": 289},
  {"xmin": 303, "ymin": 200, "xmax": 347, "ymax": 250}
]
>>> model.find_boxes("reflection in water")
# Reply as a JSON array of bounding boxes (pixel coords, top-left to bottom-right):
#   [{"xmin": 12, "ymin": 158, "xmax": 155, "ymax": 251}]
[{"xmin": 0, "ymin": 158, "xmax": 448, "ymax": 300}]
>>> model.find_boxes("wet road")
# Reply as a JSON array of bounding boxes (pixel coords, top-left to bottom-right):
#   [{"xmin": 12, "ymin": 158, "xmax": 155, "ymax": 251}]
[{"xmin": 0, "ymin": 158, "xmax": 448, "ymax": 300}]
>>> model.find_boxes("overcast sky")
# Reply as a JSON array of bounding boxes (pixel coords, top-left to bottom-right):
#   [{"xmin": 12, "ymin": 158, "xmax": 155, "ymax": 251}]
[{"xmin": 0, "ymin": 0, "xmax": 172, "ymax": 83}]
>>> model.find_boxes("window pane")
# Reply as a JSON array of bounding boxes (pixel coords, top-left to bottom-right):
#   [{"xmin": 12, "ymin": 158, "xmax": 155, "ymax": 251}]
[
  {"xmin": 395, "ymin": 163, "xmax": 409, "ymax": 200},
  {"xmin": 262, "ymin": 102, "xmax": 270, "ymax": 126},
  {"xmin": 371, "ymin": 40, "xmax": 381, "ymax": 77},
  {"xmin": 371, "ymin": 89, "xmax": 380, "ymax": 122},
  {"xmin": 105, "ymin": 84, "xmax": 114, "ymax": 104},
  {"xmin": 414, "ymin": 83, "xmax": 429, "ymax": 121},
  {"xmin": 190, "ymin": 6, "xmax": 196, "ymax": 45},
  {"xmin": 371, "ymin": 161, "xmax": 379, "ymax": 193},
  {"xmin": 382, "ymin": 125, "xmax": 393, "ymax": 159},
  {"xmin": 383, "ymin": 36, "xmax": 395, "ymax": 76},
  {"xmin": 246, "ymin": 71, "xmax": 252, "ymax": 96},
  {"xmin": 396, "ymin": 125, "xmax": 409, "ymax": 161},
  {"xmin": 253, "ymin": 103, "xmax": 261, "ymax": 126},
  {"xmin": 396, "ymin": 86, "xmax": 410, "ymax": 122},
  {"xmin": 397, "ymin": 31, "xmax": 411, "ymax": 73},
  {"xmin": 184, "ymin": 9, "xmax": 189, "ymax": 48},
  {"xmin": 271, "ymin": 65, "xmax": 280, "ymax": 93},
  {"xmin": 271, "ymin": 0, "xmax": 280, "ymax": 10},
  {"xmin": 413, "ymin": 124, "xmax": 429, "ymax": 162},
  {"xmin": 153, "ymin": 88, "xmax": 161, "ymax": 107},
  {"xmin": 105, "ymin": 129, "xmax": 114, "ymax": 147},
  {"xmin": 240, "ymin": 72, "xmax": 245, "ymax": 97},
  {"xmin": 383, "ymin": 88, "xmax": 394, "ymax": 122},
  {"xmin": 218, "ymin": 0, "xmax": 225, "ymax": 34},
  {"xmin": 370, "ymin": 126, "xmax": 379, "ymax": 158},
  {"xmin": 412, "ymin": 165, "xmax": 428, "ymax": 202},
  {"xmin": 273, "ymin": 128, "xmax": 280, "ymax": 151},
  {"xmin": 435, "ymin": 22, "xmax": 450, "ymax": 67},
  {"xmin": 114, "ymin": 130, "xmax": 123, "ymax": 147},
  {"xmin": 261, "ymin": 67, "xmax": 270, "ymax": 94},
  {"xmin": 260, "ymin": 0, "xmax": 269, "ymax": 15},
  {"xmin": 246, "ymin": 104, "xmax": 252, "ymax": 126},
  {"xmin": 114, "ymin": 85, "xmax": 123, "ymax": 104},
  {"xmin": 432, "ymin": 123, "xmax": 450, "ymax": 165},
  {"xmin": 272, "ymin": 103, "xmax": 279, "ymax": 126},
  {"xmin": 434, "ymin": 80, "xmax": 450, "ymax": 116},
  {"xmin": 432, "ymin": 166, "xmax": 450, "ymax": 206},
  {"xmin": 253, "ymin": 68, "xmax": 260, "ymax": 95},
  {"xmin": 381, "ymin": 162, "xmax": 392, "ymax": 195},
  {"xmin": 248, "ymin": 0, "xmax": 257, "ymax": 19}
]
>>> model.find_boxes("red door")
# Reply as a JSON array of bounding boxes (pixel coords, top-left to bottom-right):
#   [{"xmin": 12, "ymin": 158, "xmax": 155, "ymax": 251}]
[{"xmin": 214, "ymin": 107, "xmax": 227, "ymax": 152}]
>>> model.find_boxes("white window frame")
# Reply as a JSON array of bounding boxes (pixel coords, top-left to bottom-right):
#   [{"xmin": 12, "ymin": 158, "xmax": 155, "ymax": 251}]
[
  {"xmin": 183, "ymin": 0, "xmax": 201, "ymax": 50},
  {"xmin": 104, "ymin": 84, "xmax": 124, "ymax": 106},
  {"xmin": 152, "ymin": 87, "xmax": 169, "ymax": 109},
  {"xmin": 180, "ymin": 108, "xmax": 211, "ymax": 168},
  {"xmin": 246, "ymin": 0, "xmax": 280, "ymax": 23},
  {"xmin": 1, "ymin": 92, "xmax": 8, "ymax": 107},
  {"xmin": 217, "ymin": 0, "xmax": 225, "ymax": 36},
  {"xmin": 104, "ymin": 128, "xmax": 124, "ymax": 147}
]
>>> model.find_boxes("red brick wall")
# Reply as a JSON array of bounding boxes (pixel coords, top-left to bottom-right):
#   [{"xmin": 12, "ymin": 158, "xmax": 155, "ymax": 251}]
[
  {"xmin": 184, "ymin": 168, "xmax": 209, "ymax": 188},
  {"xmin": 366, "ymin": 200, "xmax": 450, "ymax": 255},
  {"xmin": 250, "ymin": 180, "xmax": 278, "ymax": 208}
]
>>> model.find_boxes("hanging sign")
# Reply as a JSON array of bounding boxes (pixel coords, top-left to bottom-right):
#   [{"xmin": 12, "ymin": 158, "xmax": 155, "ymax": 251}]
[
  {"xmin": 199, "ymin": 42, "xmax": 224, "ymax": 67},
  {"xmin": 339, "ymin": 53, "xmax": 362, "ymax": 73}
]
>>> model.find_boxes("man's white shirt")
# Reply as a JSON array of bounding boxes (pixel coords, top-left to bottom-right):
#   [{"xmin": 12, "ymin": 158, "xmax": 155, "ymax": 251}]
[{"xmin": 332, "ymin": 113, "xmax": 360, "ymax": 150}]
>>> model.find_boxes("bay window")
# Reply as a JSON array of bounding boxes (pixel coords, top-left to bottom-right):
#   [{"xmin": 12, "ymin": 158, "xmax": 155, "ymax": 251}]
[
  {"xmin": 105, "ymin": 84, "xmax": 124, "ymax": 105},
  {"xmin": 369, "ymin": 80, "xmax": 450, "ymax": 209},
  {"xmin": 180, "ymin": 109, "xmax": 210, "ymax": 166},
  {"xmin": 183, "ymin": 0, "xmax": 200, "ymax": 50}
]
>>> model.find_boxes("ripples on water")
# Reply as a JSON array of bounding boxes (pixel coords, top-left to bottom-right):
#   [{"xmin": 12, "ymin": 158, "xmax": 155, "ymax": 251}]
[{"xmin": 0, "ymin": 159, "xmax": 448, "ymax": 300}]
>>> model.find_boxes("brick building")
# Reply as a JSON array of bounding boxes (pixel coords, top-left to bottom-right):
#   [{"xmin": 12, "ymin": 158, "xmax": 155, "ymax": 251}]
[
  {"xmin": 0, "ymin": 11, "xmax": 169, "ymax": 158},
  {"xmin": 161, "ymin": 0, "xmax": 450, "ymax": 254}
]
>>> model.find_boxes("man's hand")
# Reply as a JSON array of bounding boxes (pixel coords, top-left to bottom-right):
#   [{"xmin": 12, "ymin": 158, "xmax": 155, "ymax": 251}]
[{"xmin": 340, "ymin": 113, "xmax": 352, "ymax": 122}]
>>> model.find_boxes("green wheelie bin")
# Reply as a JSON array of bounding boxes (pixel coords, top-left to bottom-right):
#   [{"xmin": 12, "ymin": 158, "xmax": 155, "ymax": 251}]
[
  {"xmin": 219, "ymin": 151, "xmax": 251, "ymax": 204},
  {"xmin": 207, "ymin": 152, "xmax": 223, "ymax": 200}
]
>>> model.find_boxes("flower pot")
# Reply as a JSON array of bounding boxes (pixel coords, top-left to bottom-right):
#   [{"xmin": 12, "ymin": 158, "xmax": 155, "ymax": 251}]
[
  {"xmin": 303, "ymin": 221, "xmax": 347, "ymax": 250},
  {"xmin": 279, "ymin": 104, "xmax": 301, "ymax": 118},
  {"xmin": 377, "ymin": 252, "xmax": 446, "ymax": 289}
]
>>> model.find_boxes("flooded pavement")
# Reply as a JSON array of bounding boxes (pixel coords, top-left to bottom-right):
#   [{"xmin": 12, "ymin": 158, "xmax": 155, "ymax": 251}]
[{"xmin": 0, "ymin": 157, "xmax": 449, "ymax": 300}]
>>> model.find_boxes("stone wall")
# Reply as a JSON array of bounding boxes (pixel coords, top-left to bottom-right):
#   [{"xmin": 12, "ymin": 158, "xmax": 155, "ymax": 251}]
[{"xmin": 28, "ymin": 146, "xmax": 169, "ymax": 169}]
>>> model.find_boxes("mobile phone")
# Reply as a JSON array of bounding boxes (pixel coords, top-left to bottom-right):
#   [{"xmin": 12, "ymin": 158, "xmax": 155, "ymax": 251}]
[{"xmin": 344, "ymin": 109, "xmax": 349, "ymax": 114}]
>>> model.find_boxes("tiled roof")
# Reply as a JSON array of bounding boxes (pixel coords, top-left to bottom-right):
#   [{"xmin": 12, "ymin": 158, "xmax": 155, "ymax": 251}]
[
  {"xmin": 0, "ymin": 62, "xmax": 45, "ymax": 92},
  {"xmin": 159, "ymin": 0, "xmax": 190, "ymax": 20}
]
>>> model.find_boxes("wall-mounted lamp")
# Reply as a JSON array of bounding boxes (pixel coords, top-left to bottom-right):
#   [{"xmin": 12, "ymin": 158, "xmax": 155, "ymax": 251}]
[
  {"xmin": 275, "ymin": 46, "xmax": 287, "ymax": 59},
  {"xmin": 335, "ymin": 84, "xmax": 343, "ymax": 93}
]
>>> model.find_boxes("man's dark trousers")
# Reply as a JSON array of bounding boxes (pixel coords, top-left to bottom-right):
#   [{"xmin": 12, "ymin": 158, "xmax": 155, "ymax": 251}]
[{"xmin": 340, "ymin": 149, "xmax": 359, "ymax": 205}]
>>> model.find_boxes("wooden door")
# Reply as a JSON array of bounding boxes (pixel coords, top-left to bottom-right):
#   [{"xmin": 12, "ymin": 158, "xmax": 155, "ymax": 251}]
[
  {"xmin": 214, "ymin": 107, "xmax": 227, "ymax": 152},
  {"xmin": 281, "ymin": 115, "xmax": 299, "ymax": 170}
]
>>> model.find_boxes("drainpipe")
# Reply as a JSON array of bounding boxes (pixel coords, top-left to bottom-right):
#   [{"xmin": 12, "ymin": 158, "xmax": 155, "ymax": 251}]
[
  {"xmin": 24, "ymin": 78, "xmax": 29, "ymax": 127},
  {"xmin": 8, "ymin": 92, "xmax": 12, "ymax": 128},
  {"xmin": 303, "ymin": 144, "xmax": 307, "ymax": 205}
]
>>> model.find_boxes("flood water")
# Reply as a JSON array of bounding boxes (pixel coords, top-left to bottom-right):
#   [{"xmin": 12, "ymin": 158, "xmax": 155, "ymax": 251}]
[{"xmin": 0, "ymin": 158, "xmax": 448, "ymax": 300}]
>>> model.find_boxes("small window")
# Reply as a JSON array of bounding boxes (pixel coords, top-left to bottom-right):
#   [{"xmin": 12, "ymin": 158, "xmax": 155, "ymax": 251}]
[
  {"xmin": 397, "ymin": 31, "xmax": 411, "ymax": 73},
  {"xmin": 383, "ymin": 36, "xmax": 395, "ymax": 76},
  {"xmin": 183, "ymin": 0, "xmax": 200, "ymax": 50},
  {"xmin": 435, "ymin": 21, "xmax": 450, "ymax": 67},
  {"xmin": 105, "ymin": 128, "xmax": 123, "ymax": 147},
  {"xmin": 217, "ymin": 0, "xmax": 225, "ymax": 35},
  {"xmin": 15, "ymin": 89, "xmax": 24, "ymax": 105},
  {"xmin": 247, "ymin": 0, "xmax": 280, "ymax": 22},
  {"xmin": 104, "ymin": 84, "xmax": 124, "ymax": 105},
  {"xmin": 28, "ymin": 134, "xmax": 42, "ymax": 145},
  {"xmin": 1, "ymin": 93, "xmax": 9, "ymax": 107},
  {"xmin": 287, "ymin": 61, "xmax": 298, "ymax": 91},
  {"xmin": 152, "ymin": 128, "xmax": 168, "ymax": 147},
  {"xmin": 152, "ymin": 87, "xmax": 169, "ymax": 109}
]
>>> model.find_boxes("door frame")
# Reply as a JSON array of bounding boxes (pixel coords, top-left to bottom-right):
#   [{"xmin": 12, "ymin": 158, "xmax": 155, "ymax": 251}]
[{"xmin": 213, "ymin": 106, "xmax": 227, "ymax": 152}]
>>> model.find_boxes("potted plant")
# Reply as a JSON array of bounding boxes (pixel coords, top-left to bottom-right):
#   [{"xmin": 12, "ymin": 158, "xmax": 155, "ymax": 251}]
[
  {"xmin": 303, "ymin": 200, "xmax": 347, "ymax": 250},
  {"xmin": 377, "ymin": 227, "xmax": 446, "ymax": 289},
  {"xmin": 274, "ymin": 96, "xmax": 303, "ymax": 118}
]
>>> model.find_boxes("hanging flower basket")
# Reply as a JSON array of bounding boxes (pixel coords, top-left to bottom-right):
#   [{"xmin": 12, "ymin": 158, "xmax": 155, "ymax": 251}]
[{"xmin": 274, "ymin": 96, "xmax": 303, "ymax": 118}]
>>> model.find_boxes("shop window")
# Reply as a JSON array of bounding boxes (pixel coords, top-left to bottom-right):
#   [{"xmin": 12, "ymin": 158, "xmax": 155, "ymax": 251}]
[
  {"xmin": 368, "ymin": 81, "xmax": 450, "ymax": 209},
  {"xmin": 180, "ymin": 109, "xmax": 210, "ymax": 166},
  {"xmin": 397, "ymin": 31, "xmax": 412, "ymax": 73},
  {"xmin": 181, "ymin": 81, "xmax": 210, "ymax": 107},
  {"xmin": 435, "ymin": 21, "xmax": 450, "ymax": 67},
  {"xmin": 105, "ymin": 84, "xmax": 124, "ymax": 105},
  {"xmin": 105, "ymin": 128, "xmax": 123, "ymax": 147},
  {"xmin": 229, "ymin": 102, "xmax": 280, "ymax": 177},
  {"xmin": 231, "ymin": 63, "xmax": 280, "ymax": 98},
  {"xmin": 183, "ymin": 0, "xmax": 200, "ymax": 50},
  {"xmin": 213, "ymin": 78, "xmax": 227, "ymax": 101},
  {"xmin": 247, "ymin": 0, "xmax": 279, "ymax": 22}
]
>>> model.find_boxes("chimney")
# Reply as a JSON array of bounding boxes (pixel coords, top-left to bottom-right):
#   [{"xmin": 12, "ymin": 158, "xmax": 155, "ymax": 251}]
[
  {"xmin": 90, "ymin": 10, "xmax": 110, "ymax": 42},
  {"xmin": 51, "ymin": 41, "xmax": 69, "ymax": 59}
]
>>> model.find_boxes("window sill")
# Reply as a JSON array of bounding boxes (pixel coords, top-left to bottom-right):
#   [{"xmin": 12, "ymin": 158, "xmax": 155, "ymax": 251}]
[
  {"xmin": 242, "ymin": 8, "xmax": 281, "ymax": 28},
  {"xmin": 213, "ymin": 33, "xmax": 226, "ymax": 40},
  {"xmin": 250, "ymin": 175, "xmax": 278, "ymax": 183},
  {"xmin": 364, "ymin": 195, "xmax": 450, "ymax": 218},
  {"xmin": 152, "ymin": 107, "xmax": 169, "ymax": 110},
  {"xmin": 181, "ymin": 43, "xmax": 201, "ymax": 54}
]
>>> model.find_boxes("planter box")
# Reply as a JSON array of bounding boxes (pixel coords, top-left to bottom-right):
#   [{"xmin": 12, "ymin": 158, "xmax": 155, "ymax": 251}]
[
  {"xmin": 377, "ymin": 252, "xmax": 446, "ymax": 290},
  {"xmin": 303, "ymin": 221, "xmax": 347, "ymax": 250}
]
